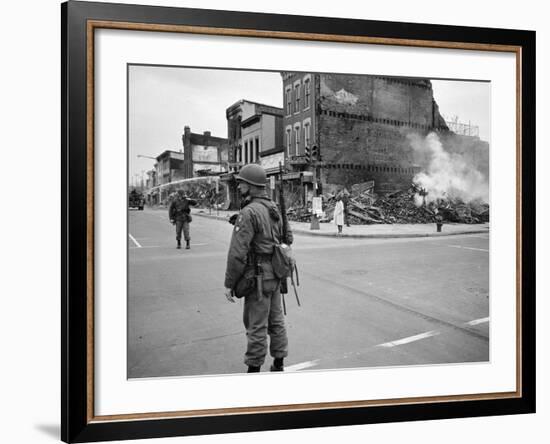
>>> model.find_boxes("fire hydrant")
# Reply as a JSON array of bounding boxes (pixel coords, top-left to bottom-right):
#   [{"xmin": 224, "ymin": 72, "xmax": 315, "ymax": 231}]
[{"xmin": 310, "ymin": 213, "xmax": 320, "ymax": 230}]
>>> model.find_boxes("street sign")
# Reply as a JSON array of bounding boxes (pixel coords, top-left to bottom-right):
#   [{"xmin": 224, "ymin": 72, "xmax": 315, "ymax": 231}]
[{"xmin": 312, "ymin": 197, "xmax": 323, "ymax": 215}]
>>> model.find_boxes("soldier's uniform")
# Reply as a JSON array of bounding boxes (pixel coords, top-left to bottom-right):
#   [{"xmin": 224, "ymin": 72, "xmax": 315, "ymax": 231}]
[
  {"xmin": 169, "ymin": 194, "xmax": 197, "ymax": 248},
  {"xmin": 224, "ymin": 193, "xmax": 292, "ymax": 369}
]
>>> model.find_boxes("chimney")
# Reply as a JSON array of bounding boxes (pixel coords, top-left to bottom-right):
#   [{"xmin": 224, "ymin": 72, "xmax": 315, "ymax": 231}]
[
  {"xmin": 182, "ymin": 126, "xmax": 191, "ymax": 152},
  {"xmin": 203, "ymin": 131, "xmax": 211, "ymax": 138}
]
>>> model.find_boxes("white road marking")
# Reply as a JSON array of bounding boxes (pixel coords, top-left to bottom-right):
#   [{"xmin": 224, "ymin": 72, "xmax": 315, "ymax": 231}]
[
  {"xmin": 465, "ymin": 317, "xmax": 490, "ymax": 326},
  {"xmin": 376, "ymin": 330, "xmax": 440, "ymax": 348},
  {"xmin": 446, "ymin": 244, "xmax": 489, "ymax": 252},
  {"xmin": 285, "ymin": 360, "xmax": 320, "ymax": 372},
  {"xmin": 128, "ymin": 234, "xmax": 142, "ymax": 248},
  {"xmin": 129, "ymin": 243, "xmax": 209, "ymax": 250},
  {"xmin": 279, "ymin": 320, "xmax": 488, "ymax": 372}
]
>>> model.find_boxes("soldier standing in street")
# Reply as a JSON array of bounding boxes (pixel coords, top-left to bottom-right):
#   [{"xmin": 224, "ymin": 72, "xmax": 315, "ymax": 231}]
[
  {"xmin": 224, "ymin": 164, "xmax": 293, "ymax": 373},
  {"xmin": 169, "ymin": 189, "xmax": 197, "ymax": 249}
]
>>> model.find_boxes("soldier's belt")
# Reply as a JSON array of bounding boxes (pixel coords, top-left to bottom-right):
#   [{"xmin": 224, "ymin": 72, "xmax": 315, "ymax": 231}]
[{"xmin": 254, "ymin": 253, "xmax": 273, "ymax": 262}]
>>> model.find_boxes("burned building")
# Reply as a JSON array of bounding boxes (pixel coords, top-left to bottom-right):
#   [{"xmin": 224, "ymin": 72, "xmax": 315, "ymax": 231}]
[
  {"xmin": 181, "ymin": 126, "xmax": 229, "ymax": 179},
  {"xmin": 155, "ymin": 150, "xmax": 186, "ymax": 185},
  {"xmin": 281, "ymin": 72, "xmax": 469, "ymax": 201}
]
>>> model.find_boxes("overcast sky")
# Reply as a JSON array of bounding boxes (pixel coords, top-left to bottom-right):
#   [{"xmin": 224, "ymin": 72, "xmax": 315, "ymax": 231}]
[{"xmin": 128, "ymin": 66, "xmax": 490, "ymax": 180}]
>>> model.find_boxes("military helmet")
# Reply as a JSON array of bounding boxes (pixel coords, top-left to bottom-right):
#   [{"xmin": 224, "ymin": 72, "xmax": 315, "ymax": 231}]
[{"xmin": 235, "ymin": 164, "xmax": 267, "ymax": 187}]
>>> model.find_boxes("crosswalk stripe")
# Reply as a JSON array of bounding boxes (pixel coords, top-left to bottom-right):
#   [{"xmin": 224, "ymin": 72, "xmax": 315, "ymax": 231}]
[
  {"xmin": 128, "ymin": 233, "xmax": 142, "ymax": 248},
  {"xmin": 377, "ymin": 330, "xmax": 440, "ymax": 348},
  {"xmin": 465, "ymin": 317, "xmax": 490, "ymax": 326},
  {"xmin": 285, "ymin": 360, "xmax": 320, "ymax": 372}
]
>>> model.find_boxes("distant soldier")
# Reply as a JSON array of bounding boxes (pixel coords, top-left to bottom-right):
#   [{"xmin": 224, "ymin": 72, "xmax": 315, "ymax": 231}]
[
  {"xmin": 169, "ymin": 189, "xmax": 197, "ymax": 249},
  {"xmin": 224, "ymin": 164, "xmax": 293, "ymax": 373}
]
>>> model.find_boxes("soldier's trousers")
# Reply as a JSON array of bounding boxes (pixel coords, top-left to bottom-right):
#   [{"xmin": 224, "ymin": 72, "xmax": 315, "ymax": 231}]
[
  {"xmin": 175, "ymin": 220, "xmax": 190, "ymax": 241},
  {"xmin": 243, "ymin": 279, "xmax": 288, "ymax": 367}
]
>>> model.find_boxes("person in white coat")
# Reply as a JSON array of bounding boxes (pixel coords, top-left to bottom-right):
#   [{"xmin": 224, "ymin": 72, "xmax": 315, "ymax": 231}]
[{"xmin": 334, "ymin": 195, "xmax": 345, "ymax": 234}]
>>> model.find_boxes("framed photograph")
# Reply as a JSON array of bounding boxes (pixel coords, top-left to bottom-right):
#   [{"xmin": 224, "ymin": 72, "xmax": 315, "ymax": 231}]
[{"xmin": 62, "ymin": 1, "xmax": 535, "ymax": 442}]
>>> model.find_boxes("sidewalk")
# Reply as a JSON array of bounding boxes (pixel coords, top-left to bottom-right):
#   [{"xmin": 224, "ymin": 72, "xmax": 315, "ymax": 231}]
[{"xmin": 191, "ymin": 208, "xmax": 490, "ymax": 239}]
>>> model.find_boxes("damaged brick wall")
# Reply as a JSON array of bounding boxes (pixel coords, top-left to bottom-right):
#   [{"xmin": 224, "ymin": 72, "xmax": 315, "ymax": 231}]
[{"xmin": 317, "ymin": 74, "xmax": 447, "ymax": 194}]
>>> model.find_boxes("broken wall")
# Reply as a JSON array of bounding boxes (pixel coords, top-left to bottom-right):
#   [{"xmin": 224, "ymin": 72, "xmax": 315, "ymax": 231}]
[{"xmin": 318, "ymin": 74, "xmax": 445, "ymax": 193}]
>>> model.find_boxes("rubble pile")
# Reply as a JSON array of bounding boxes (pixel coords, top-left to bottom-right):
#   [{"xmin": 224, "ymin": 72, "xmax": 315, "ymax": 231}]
[
  {"xmin": 285, "ymin": 190, "xmax": 312, "ymax": 222},
  {"xmin": 165, "ymin": 180, "xmax": 227, "ymax": 208},
  {"xmin": 286, "ymin": 181, "xmax": 489, "ymax": 225}
]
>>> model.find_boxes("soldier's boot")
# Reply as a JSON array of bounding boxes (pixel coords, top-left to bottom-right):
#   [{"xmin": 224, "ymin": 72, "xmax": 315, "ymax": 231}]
[
  {"xmin": 270, "ymin": 357, "xmax": 284, "ymax": 372},
  {"xmin": 177, "ymin": 240, "xmax": 181, "ymax": 249},
  {"xmin": 247, "ymin": 365, "xmax": 260, "ymax": 373},
  {"xmin": 185, "ymin": 240, "xmax": 190, "ymax": 250}
]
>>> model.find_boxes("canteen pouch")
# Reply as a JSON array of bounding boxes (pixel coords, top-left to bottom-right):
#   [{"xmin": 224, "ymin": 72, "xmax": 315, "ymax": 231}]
[
  {"xmin": 233, "ymin": 265, "xmax": 256, "ymax": 298},
  {"xmin": 272, "ymin": 243, "xmax": 294, "ymax": 280}
]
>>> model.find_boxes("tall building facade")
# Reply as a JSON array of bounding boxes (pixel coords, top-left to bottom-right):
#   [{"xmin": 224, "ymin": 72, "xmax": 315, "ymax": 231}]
[
  {"xmin": 222, "ymin": 100, "xmax": 285, "ymax": 208},
  {"xmin": 281, "ymin": 72, "xmax": 453, "ymax": 199}
]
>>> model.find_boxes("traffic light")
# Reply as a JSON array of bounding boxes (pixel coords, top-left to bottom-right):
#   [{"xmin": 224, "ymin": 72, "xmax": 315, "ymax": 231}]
[{"xmin": 311, "ymin": 145, "xmax": 320, "ymax": 161}]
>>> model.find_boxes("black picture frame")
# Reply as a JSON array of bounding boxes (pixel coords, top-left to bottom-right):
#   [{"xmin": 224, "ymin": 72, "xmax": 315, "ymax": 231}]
[{"xmin": 61, "ymin": 1, "xmax": 536, "ymax": 442}]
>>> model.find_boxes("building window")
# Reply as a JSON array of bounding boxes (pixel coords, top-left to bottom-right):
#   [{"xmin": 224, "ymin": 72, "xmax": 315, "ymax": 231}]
[
  {"xmin": 294, "ymin": 83, "xmax": 301, "ymax": 113},
  {"xmin": 285, "ymin": 87, "xmax": 292, "ymax": 115},
  {"xmin": 255, "ymin": 137, "xmax": 260, "ymax": 162},
  {"xmin": 304, "ymin": 122, "xmax": 311, "ymax": 149},
  {"xmin": 286, "ymin": 127, "xmax": 292, "ymax": 156},
  {"xmin": 294, "ymin": 125, "xmax": 301, "ymax": 155},
  {"xmin": 304, "ymin": 78, "xmax": 311, "ymax": 109},
  {"xmin": 244, "ymin": 141, "xmax": 248, "ymax": 164}
]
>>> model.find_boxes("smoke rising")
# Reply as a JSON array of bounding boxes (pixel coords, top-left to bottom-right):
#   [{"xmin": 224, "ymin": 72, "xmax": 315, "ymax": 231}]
[{"xmin": 408, "ymin": 132, "xmax": 489, "ymax": 205}]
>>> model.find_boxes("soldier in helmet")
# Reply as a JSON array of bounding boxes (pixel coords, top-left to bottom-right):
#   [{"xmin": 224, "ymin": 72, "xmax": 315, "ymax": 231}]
[
  {"xmin": 169, "ymin": 189, "xmax": 197, "ymax": 249},
  {"xmin": 224, "ymin": 164, "xmax": 293, "ymax": 373}
]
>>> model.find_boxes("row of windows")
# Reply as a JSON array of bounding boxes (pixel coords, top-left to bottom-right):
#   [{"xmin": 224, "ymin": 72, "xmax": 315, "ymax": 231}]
[
  {"xmin": 320, "ymin": 109, "xmax": 439, "ymax": 131},
  {"xmin": 235, "ymin": 137, "xmax": 260, "ymax": 164},
  {"xmin": 372, "ymin": 76, "xmax": 431, "ymax": 90},
  {"xmin": 285, "ymin": 119, "xmax": 311, "ymax": 157},
  {"xmin": 285, "ymin": 76, "xmax": 311, "ymax": 116},
  {"xmin": 325, "ymin": 163, "xmax": 417, "ymax": 174}
]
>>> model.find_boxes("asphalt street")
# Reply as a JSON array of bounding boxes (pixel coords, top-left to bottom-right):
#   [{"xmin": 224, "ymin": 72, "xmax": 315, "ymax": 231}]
[{"xmin": 128, "ymin": 207, "xmax": 489, "ymax": 378}]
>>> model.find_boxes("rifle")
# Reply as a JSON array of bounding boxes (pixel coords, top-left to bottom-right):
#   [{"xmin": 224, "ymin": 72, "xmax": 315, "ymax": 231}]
[
  {"xmin": 278, "ymin": 162, "xmax": 289, "ymax": 300},
  {"xmin": 278, "ymin": 162, "xmax": 301, "ymax": 308}
]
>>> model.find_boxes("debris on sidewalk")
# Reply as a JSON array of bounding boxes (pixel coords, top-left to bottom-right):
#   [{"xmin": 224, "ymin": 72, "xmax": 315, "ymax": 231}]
[{"xmin": 286, "ymin": 181, "xmax": 489, "ymax": 225}]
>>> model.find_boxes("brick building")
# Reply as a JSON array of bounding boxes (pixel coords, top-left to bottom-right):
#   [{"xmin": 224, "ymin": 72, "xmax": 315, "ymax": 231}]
[
  {"xmin": 181, "ymin": 126, "xmax": 229, "ymax": 179},
  {"xmin": 222, "ymin": 100, "xmax": 285, "ymax": 208},
  {"xmin": 281, "ymin": 72, "xmax": 453, "ymax": 201},
  {"xmin": 155, "ymin": 150, "xmax": 186, "ymax": 185}
]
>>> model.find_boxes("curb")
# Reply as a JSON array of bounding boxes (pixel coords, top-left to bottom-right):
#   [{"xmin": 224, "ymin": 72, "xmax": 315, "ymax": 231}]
[
  {"xmin": 290, "ymin": 229, "xmax": 489, "ymax": 239},
  {"xmin": 193, "ymin": 211, "xmax": 490, "ymax": 239}
]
